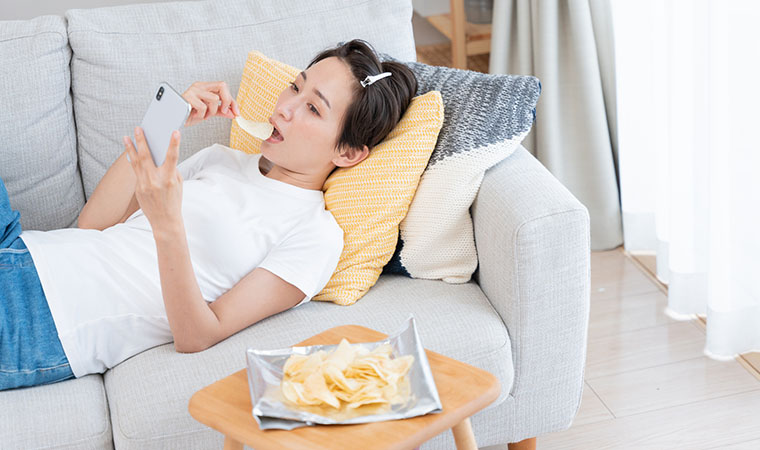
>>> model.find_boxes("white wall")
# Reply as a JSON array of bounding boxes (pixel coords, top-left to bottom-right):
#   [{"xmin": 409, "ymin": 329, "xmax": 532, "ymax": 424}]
[
  {"xmin": 1, "ymin": 0, "xmax": 199, "ymax": 21},
  {"xmin": 412, "ymin": 0, "xmax": 449, "ymax": 17}
]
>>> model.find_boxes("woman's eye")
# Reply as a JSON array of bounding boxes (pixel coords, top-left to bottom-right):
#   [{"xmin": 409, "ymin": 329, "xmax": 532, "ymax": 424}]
[
  {"xmin": 308, "ymin": 104, "xmax": 320, "ymax": 116},
  {"xmin": 290, "ymin": 82, "xmax": 299, "ymax": 93}
]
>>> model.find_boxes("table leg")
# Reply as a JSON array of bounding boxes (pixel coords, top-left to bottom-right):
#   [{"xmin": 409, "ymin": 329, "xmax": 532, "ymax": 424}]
[
  {"xmin": 451, "ymin": 417, "xmax": 478, "ymax": 450},
  {"xmin": 223, "ymin": 436, "xmax": 243, "ymax": 450}
]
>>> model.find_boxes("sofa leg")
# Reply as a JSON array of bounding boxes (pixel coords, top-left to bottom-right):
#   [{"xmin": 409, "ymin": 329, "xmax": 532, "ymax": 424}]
[{"xmin": 508, "ymin": 437, "xmax": 536, "ymax": 450}]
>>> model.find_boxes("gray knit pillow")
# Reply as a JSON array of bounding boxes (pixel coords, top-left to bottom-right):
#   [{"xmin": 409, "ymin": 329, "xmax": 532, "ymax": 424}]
[{"xmin": 382, "ymin": 60, "xmax": 541, "ymax": 282}]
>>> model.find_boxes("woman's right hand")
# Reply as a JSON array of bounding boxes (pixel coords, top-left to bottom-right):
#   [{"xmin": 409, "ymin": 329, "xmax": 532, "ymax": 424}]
[{"xmin": 182, "ymin": 81, "xmax": 240, "ymax": 127}]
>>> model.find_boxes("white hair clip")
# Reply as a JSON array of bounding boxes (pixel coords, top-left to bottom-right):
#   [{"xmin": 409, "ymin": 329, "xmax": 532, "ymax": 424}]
[{"xmin": 360, "ymin": 72, "xmax": 392, "ymax": 88}]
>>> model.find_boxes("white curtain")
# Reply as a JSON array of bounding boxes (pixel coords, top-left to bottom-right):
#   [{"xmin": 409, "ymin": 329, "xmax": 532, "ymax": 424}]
[
  {"xmin": 616, "ymin": 0, "xmax": 760, "ymax": 359},
  {"xmin": 489, "ymin": 0, "xmax": 623, "ymax": 250}
]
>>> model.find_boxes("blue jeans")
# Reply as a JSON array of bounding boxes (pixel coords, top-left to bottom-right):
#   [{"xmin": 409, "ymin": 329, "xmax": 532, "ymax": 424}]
[{"xmin": 0, "ymin": 177, "xmax": 74, "ymax": 390}]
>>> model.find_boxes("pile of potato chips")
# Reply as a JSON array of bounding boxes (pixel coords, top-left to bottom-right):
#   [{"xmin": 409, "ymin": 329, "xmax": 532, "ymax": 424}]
[{"xmin": 280, "ymin": 339, "xmax": 415, "ymax": 410}]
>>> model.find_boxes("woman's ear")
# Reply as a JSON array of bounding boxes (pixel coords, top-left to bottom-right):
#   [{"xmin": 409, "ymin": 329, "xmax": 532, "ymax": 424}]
[{"xmin": 334, "ymin": 145, "xmax": 370, "ymax": 168}]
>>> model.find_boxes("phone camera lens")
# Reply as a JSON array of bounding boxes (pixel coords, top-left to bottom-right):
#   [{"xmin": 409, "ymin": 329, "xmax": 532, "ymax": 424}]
[{"xmin": 156, "ymin": 86, "xmax": 164, "ymax": 100}]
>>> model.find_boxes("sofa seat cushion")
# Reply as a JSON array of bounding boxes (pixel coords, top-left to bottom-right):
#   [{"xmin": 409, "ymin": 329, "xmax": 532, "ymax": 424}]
[
  {"xmin": 104, "ymin": 275, "xmax": 512, "ymax": 449},
  {"xmin": 0, "ymin": 15, "xmax": 85, "ymax": 231},
  {"xmin": 65, "ymin": 0, "xmax": 417, "ymax": 201},
  {"xmin": 0, "ymin": 375, "xmax": 112, "ymax": 449}
]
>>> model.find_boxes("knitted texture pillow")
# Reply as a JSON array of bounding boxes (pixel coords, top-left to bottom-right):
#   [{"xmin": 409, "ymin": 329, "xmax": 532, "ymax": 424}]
[
  {"xmin": 229, "ymin": 51, "xmax": 444, "ymax": 305},
  {"xmin": 381, "ymin": 60, "xmax": 541, "ymax": 283}
]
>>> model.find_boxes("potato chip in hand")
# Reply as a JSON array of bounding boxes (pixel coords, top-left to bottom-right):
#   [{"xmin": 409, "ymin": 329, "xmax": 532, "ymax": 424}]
[{"xmin": 235, "ymin": 117, "xmax": 274, "ymax": 140}]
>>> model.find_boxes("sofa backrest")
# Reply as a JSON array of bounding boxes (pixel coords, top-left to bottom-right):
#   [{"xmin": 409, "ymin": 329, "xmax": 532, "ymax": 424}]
[
  {"xmin": 65, "ymin": 0, "xmax": 417, "ymax": 200},
  {"xmin": 0, "ymin": 15, "xmax": 85, "ymax": 231}
]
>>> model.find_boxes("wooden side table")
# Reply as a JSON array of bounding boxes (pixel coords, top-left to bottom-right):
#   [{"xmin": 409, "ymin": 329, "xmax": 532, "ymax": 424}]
[{"xmin": 189, "ymin": 325, "xmax": 501, "ymax": 450}]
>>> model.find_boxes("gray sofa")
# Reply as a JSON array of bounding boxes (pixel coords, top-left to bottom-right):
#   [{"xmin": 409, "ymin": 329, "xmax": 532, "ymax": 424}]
[{"xmin": 0, "ymin": 1, "xmax": 590, "ymax": 448}]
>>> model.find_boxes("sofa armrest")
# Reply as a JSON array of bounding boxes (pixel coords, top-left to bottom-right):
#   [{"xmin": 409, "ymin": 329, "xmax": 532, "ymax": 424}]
[{"xmin": 471, "ymin": 145, "xmax": 590, "ymax": 439}]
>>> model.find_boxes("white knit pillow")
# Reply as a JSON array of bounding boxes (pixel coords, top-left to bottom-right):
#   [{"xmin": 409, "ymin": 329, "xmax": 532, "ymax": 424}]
[{"xmin": 382, "ymin": 60, "xmax": 541, "ymax": 283}]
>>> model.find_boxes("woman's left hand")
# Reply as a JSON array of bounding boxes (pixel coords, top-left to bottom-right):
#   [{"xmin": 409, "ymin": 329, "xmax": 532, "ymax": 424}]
[{"xmin": 122, "ymin": 127, "xmax": 184, "ymax": 234}]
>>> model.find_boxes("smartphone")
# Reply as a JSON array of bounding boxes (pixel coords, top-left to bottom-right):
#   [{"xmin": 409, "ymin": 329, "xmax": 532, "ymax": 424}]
[{"xmin": 135, "ymin": 82, "xmax": 191, "ymax": 167}]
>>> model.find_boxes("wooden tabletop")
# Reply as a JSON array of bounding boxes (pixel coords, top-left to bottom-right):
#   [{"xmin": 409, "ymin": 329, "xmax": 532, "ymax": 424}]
[{"xmin": 189, "ymin": 324, "xmax": 501, "ymax": 450}]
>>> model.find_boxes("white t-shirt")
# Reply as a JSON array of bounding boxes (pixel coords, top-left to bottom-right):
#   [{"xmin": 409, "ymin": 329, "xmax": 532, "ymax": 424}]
[{"xmin": 20, "ymin": 144, "xmax": 343, "ymax": 378}]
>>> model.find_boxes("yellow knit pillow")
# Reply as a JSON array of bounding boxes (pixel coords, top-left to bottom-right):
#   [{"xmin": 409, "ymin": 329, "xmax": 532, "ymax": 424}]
[{"xmin": 230, "ymin": 51, "xmax": 443, "ymax": 305}]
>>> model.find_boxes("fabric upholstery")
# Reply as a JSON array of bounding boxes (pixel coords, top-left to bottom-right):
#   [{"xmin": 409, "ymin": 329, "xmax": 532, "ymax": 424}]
[
  {"xmin": 382, "ymin": 59, "xmax": 541, "ymax": 284},
  {"xmin": 104, "ymin": 274, "xmax": 512, "ymax": 449},
  {"xmin": 65, "ymin": 0, "xmax": 416, "ymax": 201},
  {"xmin": 0, "ymin": 15, "xmax": 85, "ymax": 231},
  {"xmin": 0, "ymin": 374, "xmax": 112, "ymax": 449},
  {"xmin": 471, "ymin": 146, "xmax": 590, "ymax": 442},
  {"xmin": 229, "ymin": 51, "xmax": 444, "ymax": 305}
]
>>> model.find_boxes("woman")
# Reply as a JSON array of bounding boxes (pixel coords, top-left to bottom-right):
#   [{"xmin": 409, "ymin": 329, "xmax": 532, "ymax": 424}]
[{"xmin": 0, "ymin": 40, "xmax": 417, "ymax": 391}]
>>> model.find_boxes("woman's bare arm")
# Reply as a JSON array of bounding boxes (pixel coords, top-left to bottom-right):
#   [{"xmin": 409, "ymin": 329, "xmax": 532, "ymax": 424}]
[
  {"xmin": 121, "ymin": 121, "xmax": 282, "ymax": 353},
  {"xmin": 153, "ymin": 222, "xmax": 304, "ymax": 353},
  {"xmin": 77, "ymin": 150, "xmax": 138, "ymax": 230},
  {"xmin": 78, "ymin": 81, "xmax": 238, "ymax": 231}
]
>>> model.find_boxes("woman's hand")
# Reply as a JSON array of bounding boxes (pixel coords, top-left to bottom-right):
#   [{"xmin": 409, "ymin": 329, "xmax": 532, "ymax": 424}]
[
  {"xmin": 122, "ymin": 127, "xmax": 184, "ymax": 235},
  {"xmin": 182, "ymin": 81, "xmax": 239, "ymax": 126}
]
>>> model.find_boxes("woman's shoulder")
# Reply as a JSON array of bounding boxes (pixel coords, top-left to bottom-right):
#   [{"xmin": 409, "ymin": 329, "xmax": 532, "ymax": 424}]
[
  {"xmin": 288, "ymin": 206, "xmax": 343, "ymax": 243},
  {"xmin": 318, "ymin": 209, "xmax": 344, "ymax": 241}
]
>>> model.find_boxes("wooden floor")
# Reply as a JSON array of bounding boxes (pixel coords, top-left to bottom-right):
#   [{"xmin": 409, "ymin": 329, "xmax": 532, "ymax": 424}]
[
  {"xmin": 416, "ymin": 43, "xmax": 490, "ymax": 74},
  {"xmin": 482, "ymin": 248, "xmax": 760, "ymax": 450}
]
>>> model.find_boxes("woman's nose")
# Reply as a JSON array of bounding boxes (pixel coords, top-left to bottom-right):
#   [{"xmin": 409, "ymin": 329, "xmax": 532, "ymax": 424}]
[{"xmin": 275, "ymin": 98, "xmax": 296, "ymax": 121}]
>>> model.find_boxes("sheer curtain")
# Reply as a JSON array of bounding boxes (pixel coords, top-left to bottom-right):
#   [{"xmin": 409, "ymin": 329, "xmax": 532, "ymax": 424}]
[{"xmin": 615, "ymin": 0, "xmax": 760, "ymax": 359}]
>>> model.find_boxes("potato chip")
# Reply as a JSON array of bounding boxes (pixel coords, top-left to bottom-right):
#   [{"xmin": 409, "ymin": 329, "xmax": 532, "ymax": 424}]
[
  {"xmin": 303, "ymin": 371, "xmax": 340, "ymax": 409},
  {"xmin": 347, "ymin": 397, "xmax": 387, "ymax": 409},
  {"xmin": 280, "ymin": 338, "xmax": 414, "ymax": 412},
  {"xmin": 235, "ymin": 117, "xmax": 273, "ymax": 140},
  {"xmin": 282, "ymin": 380, "xmax": 321, "ymax": 406},
  {"xmin": 324, "ymin": 339, "xmax": 358, "ymax": 371},
  {"xmin": 323, "ymin": 365, "xmax": 361, "ymax": 393},
  {"xmin": 283, "ymin": 354, "xmax": 307, "ymax": 376}
]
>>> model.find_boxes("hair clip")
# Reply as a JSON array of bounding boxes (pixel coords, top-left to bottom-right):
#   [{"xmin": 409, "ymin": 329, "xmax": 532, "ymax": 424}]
[{"xmin": 360, "ymin": 72, "xmax": 392, "ymax": 88}]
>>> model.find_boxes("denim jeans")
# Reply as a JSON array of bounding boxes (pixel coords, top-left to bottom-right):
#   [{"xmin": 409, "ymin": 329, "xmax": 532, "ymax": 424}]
[{"xmin": 0, "ymin": 177, "xmax": 74, "ymax": 390}]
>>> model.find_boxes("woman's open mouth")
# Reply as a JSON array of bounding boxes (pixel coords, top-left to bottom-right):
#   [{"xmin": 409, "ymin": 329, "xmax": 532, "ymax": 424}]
[{"xmin": 266, "ymin": 126, "xmax": 284, "ymax": 144}]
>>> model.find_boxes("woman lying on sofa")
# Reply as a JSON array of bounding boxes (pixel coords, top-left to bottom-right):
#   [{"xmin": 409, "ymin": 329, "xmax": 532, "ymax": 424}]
[{"xmin": 0, "ymin": 40, "xmax": 417, "ymax": 391}]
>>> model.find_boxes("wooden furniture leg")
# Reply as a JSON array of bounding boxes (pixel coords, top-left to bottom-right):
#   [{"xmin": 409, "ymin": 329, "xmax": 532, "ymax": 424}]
[
  {"xmin": 223, "ymin": 436, "xmax": 243, "ymax": 450},
  {"xmin": 451, "ymin": 417, "xmax": 478, "ymax": 449},
  {"xmin": 508, "ymin": 437, "xmax": 537, "ymax": 450},
  {"xmin": 450, "ymin": 0, "xmax": 468, "ymax": 69}
]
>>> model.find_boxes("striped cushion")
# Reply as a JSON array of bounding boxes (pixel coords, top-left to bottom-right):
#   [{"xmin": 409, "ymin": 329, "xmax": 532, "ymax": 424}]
[{"xmin": 229, "ymin": 51, "xmax": 444, "ymax": 305}]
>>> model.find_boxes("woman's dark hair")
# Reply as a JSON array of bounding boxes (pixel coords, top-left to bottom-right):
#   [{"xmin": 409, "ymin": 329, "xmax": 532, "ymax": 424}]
[{"xmin": 307, "ymin": 39, "xmax": 418, "ymax": 151}]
